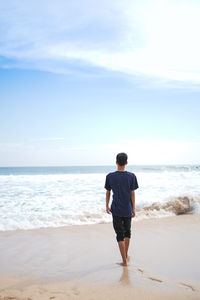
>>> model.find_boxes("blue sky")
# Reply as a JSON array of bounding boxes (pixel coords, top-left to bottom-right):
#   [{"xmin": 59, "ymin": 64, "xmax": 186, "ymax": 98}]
[{"xmin": 0, "ymin": 0, "xmax": 200, "ymax": 166}]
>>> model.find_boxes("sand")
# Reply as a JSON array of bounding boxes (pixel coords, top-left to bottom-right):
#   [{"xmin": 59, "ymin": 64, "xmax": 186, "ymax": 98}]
[{"xmin": 0, "ymin": 214, "xmax": 200, "ymax": 299}]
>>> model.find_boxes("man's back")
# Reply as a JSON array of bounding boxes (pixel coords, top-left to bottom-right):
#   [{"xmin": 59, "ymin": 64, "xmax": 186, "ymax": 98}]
[{"xmin": 105, "ymin": 170, "xmax": 138, "ymax": 217}]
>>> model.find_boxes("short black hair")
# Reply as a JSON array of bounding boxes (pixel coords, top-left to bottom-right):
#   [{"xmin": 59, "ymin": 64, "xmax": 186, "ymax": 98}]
[{"xmin": 116, "ymin": 152, "xmax": 128, "ymax": 166}]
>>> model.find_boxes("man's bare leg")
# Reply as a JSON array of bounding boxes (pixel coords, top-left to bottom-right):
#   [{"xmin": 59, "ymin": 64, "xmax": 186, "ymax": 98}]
[
  {"xmin": 118, "ymin": 241, "xmax": 127, "ymax": 266},
  {"xmin": 125, "ymin": 237, "xmax": 130, "ymax": 261}
]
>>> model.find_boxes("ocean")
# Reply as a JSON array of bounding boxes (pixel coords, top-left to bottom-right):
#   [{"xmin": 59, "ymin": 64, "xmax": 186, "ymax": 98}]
[{"xmin": 0, "ymin": 165, "xmax": 200, "ymax": 231}]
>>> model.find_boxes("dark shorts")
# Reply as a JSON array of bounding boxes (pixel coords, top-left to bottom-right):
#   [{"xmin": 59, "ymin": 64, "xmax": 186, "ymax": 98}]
[{"xmin": 112, "ymin": 215, "xmax": 132, "ymax": 242}]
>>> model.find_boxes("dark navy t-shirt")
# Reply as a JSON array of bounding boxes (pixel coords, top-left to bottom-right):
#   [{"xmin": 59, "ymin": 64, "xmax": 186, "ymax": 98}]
[{"xmin": 104, "ymin": 171, "xmax": 139, "ymax": 217}]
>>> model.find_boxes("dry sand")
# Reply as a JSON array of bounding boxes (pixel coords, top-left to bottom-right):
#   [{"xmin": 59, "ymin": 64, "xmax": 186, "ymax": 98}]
[{"xmin": 0, "ymin": 214, "xmax": 200, "ymax": 299}]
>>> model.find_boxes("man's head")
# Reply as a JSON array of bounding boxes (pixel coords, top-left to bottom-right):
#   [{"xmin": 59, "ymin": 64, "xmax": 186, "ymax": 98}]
[{"xmin": 116, "ymin": 152, "xmax": 128, "ymax": 166}]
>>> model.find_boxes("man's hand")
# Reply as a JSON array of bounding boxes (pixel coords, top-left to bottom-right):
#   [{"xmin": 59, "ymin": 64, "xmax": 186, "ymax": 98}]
[
  {"xmin": 106, "ymin": 206, "xmax": 111, "ymax": 214},
  {"xmin": 106, "ymin": 190, "xmax": 111, "ymax": 214},
  {"xmin": 131, "ymin": 191, "xmax": 135, "ymax": 218}
]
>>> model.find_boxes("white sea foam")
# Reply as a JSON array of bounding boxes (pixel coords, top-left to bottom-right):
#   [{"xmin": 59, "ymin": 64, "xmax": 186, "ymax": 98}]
[{"xmin": 0, "ymin": 167, "xmax": 200, "ymax": 231}]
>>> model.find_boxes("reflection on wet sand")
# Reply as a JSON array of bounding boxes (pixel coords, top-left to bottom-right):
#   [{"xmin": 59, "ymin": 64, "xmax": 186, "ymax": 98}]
[{"xmin": 119, "ymin": 266, "xmax": 131, "ymax": 285}]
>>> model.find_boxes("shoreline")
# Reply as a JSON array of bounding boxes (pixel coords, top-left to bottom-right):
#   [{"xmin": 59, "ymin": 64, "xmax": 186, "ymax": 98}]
[
  {"xmin": 0, "ymin": 214, "xmax": 200, "ymax": 299},
  {"xmin": 0, "ymin": 210, "xmax": 197, "ymax": 231}
]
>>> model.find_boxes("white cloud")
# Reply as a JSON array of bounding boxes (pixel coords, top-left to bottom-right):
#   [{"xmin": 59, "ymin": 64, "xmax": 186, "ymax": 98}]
[{"xmin": 0, "ymin": 0, "xmax": 200, "ymax": 86}]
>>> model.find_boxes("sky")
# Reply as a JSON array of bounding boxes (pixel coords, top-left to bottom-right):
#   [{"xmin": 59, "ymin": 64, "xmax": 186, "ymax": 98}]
[{"xmin": 0, "ymin": 0, "xmax": 200, "ymax": 166}]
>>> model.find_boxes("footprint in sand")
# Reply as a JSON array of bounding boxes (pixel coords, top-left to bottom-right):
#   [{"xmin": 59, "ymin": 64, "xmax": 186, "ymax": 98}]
[
  {"xmin": 137, "ymin": 268, "xmax": 144, "ymax": 274},
  {"xmin": 72, "ymin": 286, "xmax": 80, "ymax": 296},
  {"xmin": 137, "ymin": 268, "xmax": 163, "ymax": 283},
  {"xmin": 179, "ymin": 282, "xmax": 195, "ymax": 292},
  {"xmin": 147, "ymin": 276, "xmax": 163, "ymax": 283}
]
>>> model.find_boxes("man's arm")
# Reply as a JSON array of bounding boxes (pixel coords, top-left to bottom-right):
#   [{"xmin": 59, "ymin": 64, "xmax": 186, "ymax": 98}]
[
  {"xmin": 131, "ymin": 190, "xmax": 135, "ymax": 217},
  {"xmin": 106, "ymin": 190, "xmax": 111, "ymax": 214}
]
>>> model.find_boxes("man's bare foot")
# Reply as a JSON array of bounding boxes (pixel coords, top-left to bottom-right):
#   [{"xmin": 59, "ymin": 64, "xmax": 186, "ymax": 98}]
[{"xmin": 116, "ymin": 261, "xmax": 128, "ymax": 267}]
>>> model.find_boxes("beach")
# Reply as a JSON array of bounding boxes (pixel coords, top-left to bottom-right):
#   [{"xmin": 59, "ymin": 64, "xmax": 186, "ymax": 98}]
[{"xmin": 0, "ymin": 214, "xmax": 200, "ymax": 300}]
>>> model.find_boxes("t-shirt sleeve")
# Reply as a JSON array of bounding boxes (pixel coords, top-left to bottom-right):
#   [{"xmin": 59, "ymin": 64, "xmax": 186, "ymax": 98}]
[
  {"xmin": 104, "ymin": 174, "xmax": 111, "ymax": 191},
  {"xmin": 130, "ymin": 174, "xmax": 139, "ymax": 190}
]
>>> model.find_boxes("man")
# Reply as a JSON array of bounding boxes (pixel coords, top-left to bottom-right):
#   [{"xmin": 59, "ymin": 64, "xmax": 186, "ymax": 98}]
[{"xmin": 104, "ymin": 153, "xmax": 139, "ymax": 266}]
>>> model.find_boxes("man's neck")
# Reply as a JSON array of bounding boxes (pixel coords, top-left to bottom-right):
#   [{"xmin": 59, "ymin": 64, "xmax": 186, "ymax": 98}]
[{"xmin": 117, "ymin": 165, "xmax": 126, "ymax": 172}]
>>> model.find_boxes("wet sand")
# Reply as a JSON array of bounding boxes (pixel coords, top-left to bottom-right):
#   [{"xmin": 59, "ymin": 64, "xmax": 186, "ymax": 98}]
[{"xmin": 0, "ymin": 214, "xmax": 200, "ymax": 299}]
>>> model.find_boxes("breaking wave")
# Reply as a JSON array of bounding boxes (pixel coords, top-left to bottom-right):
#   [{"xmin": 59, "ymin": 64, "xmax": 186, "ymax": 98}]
[{"xmin": 135, "ymin": 195, "xmax": 200, "ymax": 220}]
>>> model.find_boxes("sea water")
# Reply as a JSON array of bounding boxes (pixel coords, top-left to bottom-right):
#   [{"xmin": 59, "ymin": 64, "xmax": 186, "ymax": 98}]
[{"xmin": 0, "ymin": 165, "xmax": 200, "ymax": 231}]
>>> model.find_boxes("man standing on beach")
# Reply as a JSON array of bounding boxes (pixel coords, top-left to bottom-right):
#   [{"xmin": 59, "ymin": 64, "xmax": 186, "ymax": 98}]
[{"xmin": 104, "ymin": 153, "xmax": 139, "ymax": 266}]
